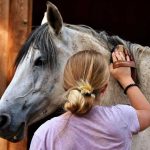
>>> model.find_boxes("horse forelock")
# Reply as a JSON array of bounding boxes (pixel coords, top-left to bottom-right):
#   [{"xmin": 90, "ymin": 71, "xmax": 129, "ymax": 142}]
[
  {"xmin": 15, "ymin": 23, "xmax": 58, "ymax": 70},
  {"xmin": 14, "ymin": 22, "xmax": 141, "ymax": 72}
]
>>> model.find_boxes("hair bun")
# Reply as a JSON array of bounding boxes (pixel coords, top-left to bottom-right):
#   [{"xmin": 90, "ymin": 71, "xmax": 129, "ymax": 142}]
[{"xmin": 64, "ymin": 88, "xmax": 95, "ymax": 116}]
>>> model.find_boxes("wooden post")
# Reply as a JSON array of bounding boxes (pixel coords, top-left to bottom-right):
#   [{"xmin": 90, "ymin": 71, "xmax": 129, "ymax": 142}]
[
  {"xmin": 0, "ymin": 0, "xmax": 10, "ymax": 148},
  {"xmin": 7, "ymin": 0, "xmax": 32, "ymax": 80},
  {"xmin": 0, "ymin": 0, "xmax": 9, "ymax": 97},
  {"xmin": 0, "ymin": 0, "xmax": 32, "ymax": 150}
]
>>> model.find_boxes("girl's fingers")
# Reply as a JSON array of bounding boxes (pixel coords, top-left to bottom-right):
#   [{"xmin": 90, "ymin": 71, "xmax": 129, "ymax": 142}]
[
  {"xmin": 114, "ymin": 51, "xmax": 123, "ymax": 61},
  {"xmin": 112, "ymin": 52, "xmax": 117, "ymax": 62},
  {"xmin": 126, "ymin": 55, "xmax": 130, "ymax": 61},
  {"xmin": 119, "ymin": 51, "xmax": 126, "ymax": 60},
  {"xmin": 113, "ymin": 50, "xmax": 127, "ymax": 61}
]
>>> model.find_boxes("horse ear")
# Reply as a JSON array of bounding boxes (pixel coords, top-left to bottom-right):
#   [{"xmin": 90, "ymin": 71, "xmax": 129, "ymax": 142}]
[
  {"xmin": 46, "ymin": 1, "xmax": 63, "ymax": 35},
  {"xmin": 41, "ymin": 12, "xmax": 47, "ymax": 25}
]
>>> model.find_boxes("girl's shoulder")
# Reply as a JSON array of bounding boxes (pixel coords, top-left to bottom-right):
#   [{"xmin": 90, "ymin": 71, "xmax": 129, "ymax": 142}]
[{"xmin": 34, "ymin": 112, "xmax": 70, "ymax": 136}]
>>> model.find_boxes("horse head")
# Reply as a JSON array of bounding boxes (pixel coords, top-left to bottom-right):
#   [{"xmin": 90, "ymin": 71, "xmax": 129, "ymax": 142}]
[{"xmin": 0, "ymin": 2, "xmax": 112, "ymax": 142}]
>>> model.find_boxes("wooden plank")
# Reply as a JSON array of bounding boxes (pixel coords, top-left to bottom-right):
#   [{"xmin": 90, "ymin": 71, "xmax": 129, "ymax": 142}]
[
  {"xmin": 7, "ymin": 0, "xmax": 32, "ymax": 80},
  {"xmin": 0, "ymin": 0, "xmax": 10, "ymax": 149},
  {"xmin": 0, "ymin": 0, "xmax": 32, "ymax": 150},
  {"xmin": 0, "ymin": 0, "xmax": 9, "ymax": 96},
  {"xmin": 8, "ymin": 137, "xmax": 27, "ymax": 150},
  {"xmin": 0, "ymin": 138, "xmax": 8, "ymax": 150}
]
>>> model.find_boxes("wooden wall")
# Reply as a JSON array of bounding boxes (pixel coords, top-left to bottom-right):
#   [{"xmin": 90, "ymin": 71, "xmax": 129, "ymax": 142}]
[{"xmin": 0, "ymin": 0, "xmax": 32, "ymax": 149}]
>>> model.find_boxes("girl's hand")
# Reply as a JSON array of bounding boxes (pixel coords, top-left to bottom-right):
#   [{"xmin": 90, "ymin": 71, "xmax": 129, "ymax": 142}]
[{"xmin": 110, "ymin": 51, "xmax": 134, "ymax": 88}]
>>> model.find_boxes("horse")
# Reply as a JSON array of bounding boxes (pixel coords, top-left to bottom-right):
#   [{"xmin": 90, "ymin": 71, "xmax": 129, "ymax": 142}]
[{"xmin": 0, "ymin": 1, "xmax": 150, "ymax": 149}]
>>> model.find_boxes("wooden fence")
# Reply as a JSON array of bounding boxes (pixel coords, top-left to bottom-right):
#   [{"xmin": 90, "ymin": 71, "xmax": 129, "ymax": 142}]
[{"xmin": 0, "ymin": 0, "xmax": 32, "ymax": 149}]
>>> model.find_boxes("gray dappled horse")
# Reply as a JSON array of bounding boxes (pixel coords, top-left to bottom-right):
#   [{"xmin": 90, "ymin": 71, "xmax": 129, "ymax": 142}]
[{"xmin": 0, "ymin": 2, "xmax": 150, "ymax": 149}]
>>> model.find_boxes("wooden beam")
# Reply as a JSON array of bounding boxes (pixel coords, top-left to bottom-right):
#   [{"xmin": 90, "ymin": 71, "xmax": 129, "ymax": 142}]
[
  {"xmin": 0, "ymin": 0, "xmax": 32, "ymax": 150},
  {"xmin": 0, "ymin": 0, "xmax": 10, "ymax": 149},
  {"xmin": 0, "ymin": 0, "xmax": 9, "ymax": 96},
  {"xmin": 7, "ymin": 0, "xmax": 32, "ymax": 81},
  {"xmin": 8, "ymin": 137, "xmax": 28, "ymax": 150}
]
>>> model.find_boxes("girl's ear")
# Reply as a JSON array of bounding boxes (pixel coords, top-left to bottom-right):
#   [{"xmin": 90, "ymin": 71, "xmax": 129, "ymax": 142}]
[{"xmin": 100, "ymin": 84, "xmax": 108, "ymax": 95}]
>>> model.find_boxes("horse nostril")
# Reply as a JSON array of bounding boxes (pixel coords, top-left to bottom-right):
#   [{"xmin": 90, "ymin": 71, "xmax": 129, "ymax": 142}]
[{"xmin": 0, "ymin": 114, "xmax": 11, "ymax": 129}]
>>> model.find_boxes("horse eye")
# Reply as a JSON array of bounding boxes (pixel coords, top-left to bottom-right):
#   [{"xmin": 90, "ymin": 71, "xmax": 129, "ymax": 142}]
[{"xmin": 34, "ymin": 57, "xmax": 47, "ymax": 66}]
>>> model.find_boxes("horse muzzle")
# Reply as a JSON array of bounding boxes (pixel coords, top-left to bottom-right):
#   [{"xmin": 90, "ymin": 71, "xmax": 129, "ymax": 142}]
[
  {"xmin": 0, "ymin": 113, "xmax": 11, "ymax": 130},
  {"xmin": 0, "ymin": 113, "xmax": 26, "ymax": 142}
]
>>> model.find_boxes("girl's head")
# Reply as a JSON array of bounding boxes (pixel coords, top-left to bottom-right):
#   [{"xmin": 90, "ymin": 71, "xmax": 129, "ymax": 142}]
[{"xmin": 63, "ymin": 50, "xmax": 110, "ymax": 115}]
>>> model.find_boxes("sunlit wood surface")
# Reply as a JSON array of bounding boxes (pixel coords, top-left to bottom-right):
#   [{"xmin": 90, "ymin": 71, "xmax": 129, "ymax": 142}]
[{"xmin": 0, "ymin": 0, "xmax": 32, "ymax": 149}]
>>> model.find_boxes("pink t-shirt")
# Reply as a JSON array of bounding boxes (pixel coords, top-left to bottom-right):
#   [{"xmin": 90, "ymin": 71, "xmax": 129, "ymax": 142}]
[{"xmin": 30, "ymin": 105, "xmax": 140, "ymax": 150}]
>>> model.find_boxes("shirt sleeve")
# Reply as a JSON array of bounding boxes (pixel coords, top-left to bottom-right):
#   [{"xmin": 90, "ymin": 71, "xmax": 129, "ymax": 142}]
[
  {"xmin": 29, "ymin": 119, "xmax": 59, "ymax": 150},
  {"xmin": 29, "ymin": 120, "xmax": 51, "ymax": 150},
  {"xmin": 29, "ymin": 133, "xmax": 46, "ymax": 150},
  {"xmin": 116, "ymin": 105, "xmax": 140, "ymax": 134}
]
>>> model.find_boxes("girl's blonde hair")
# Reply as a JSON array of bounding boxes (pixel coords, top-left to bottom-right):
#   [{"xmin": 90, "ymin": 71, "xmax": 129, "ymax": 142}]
[{"xmin": 63, "ymin": 50, "xmax": 109, "ymax": 115}]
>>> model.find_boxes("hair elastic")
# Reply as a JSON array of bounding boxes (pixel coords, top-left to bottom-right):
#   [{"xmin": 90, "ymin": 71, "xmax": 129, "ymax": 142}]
[{"xmin": 124, "ymin": 83, "xmax": 138, "ymax": 94}]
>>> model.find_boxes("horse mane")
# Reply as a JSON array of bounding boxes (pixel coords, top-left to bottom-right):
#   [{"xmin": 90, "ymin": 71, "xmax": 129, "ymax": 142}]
[
  {"xmin": 65, "ymin": 24, "xmax": 101, "ymax": 39},
  {"xmin": 15, "ymin": 23, "xmax": 58, "ymax": 70},
  {"xmin": 15, "ymin": 22, "xmax": 144, "ymax": 71},
  {"xmin": 66, "ymin": 24, "xmax": 148, "ymax": 64},
  {"xmin": 65, "ymin": 24, "xmax": 125, "ymax": 50}
]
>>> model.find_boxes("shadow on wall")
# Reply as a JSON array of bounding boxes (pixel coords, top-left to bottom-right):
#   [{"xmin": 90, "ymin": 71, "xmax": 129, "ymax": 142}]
[{"xmin": 33, "ymin": 0, "xmax": 150, "ymax": 46}]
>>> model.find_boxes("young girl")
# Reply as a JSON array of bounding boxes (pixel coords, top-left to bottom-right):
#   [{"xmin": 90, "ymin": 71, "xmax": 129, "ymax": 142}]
[{"xmin": 30, "ymin": 48, "xmax": 150, "ymax": 150}]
